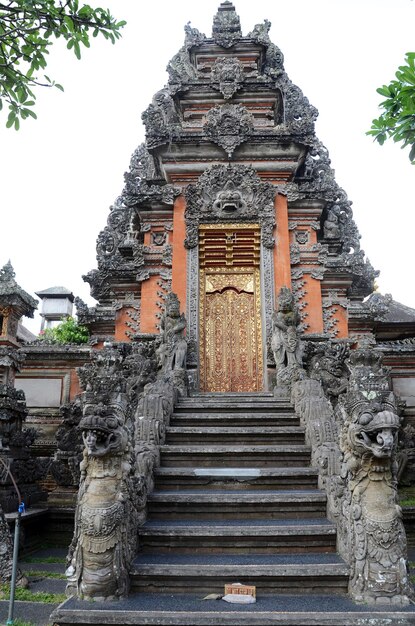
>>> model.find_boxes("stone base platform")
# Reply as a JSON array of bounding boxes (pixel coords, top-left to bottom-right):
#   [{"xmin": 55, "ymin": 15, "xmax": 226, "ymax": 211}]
[{"xmin": 51, "ymin": 593, "xmax": 415, "ymax": 626}]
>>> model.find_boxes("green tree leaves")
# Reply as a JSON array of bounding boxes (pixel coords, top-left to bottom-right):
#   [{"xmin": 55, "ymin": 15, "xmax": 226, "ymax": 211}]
[
  {"xmin": 0, "ymin": 1, "xmax": 126, "ymax": 128},
  {"xmin": 368, "ymin": 52, "xmax": 415, "ymax": 163},
  {"xmin": 39, "ymin": 316, "xmax": 89, "ymax": 344}
]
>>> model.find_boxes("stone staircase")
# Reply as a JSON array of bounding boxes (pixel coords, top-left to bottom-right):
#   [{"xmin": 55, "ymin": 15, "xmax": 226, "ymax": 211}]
[
  {"xmin": 51, "ymin": 393, "xmax": 415, "ymax": 625},
  {"xmin": 131, "ymin": 393, "xmax": 348, "ymax": 596}
]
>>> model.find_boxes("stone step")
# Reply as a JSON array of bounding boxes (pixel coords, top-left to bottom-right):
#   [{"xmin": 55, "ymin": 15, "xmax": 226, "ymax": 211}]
[
  {"xmin": 159, "ymin": 445, "xmax": 311, "ymax": 467},
  {"xmin": 147, "ymin": 490, "xmax": 327, "ymax": 520},
  {"xmin": 139, "ymin": 518, "xmax": 337, "ymax": 553},
  {"xmin": 130, "ymin": 552, "xmax": 349, "ymax": 595},
  {"xmin": 165, "ymin": 426, "xmax": 305, "ymax": 445},
  {"xmin": 154, "ymin": 467, "xmax": 319, "ymax": 491},
  {"xmin": 50, "ymin": 593, "xmax": 415, "ymax": 626},
  {"xmin": 171, "ymin": 412, "xmax": 299, "ymax": 427},
  {"xmin": 175, "ymin": 400, "xmax": 294, "ymax": 414}
]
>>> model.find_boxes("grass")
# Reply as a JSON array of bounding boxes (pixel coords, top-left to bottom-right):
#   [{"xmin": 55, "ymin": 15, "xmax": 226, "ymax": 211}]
[
  {"xmin": 0, "ymin": 585, "xmax": 66, "ymax": 604},
  {"xmin": 398, "ymin": 487, "xmax": 415, "ymax": 507},
  {"xmin": 400, "ymin": 498, "xmax": 415, "ymax": 507},
  {"xmin": 7, "ymin": 621, "xmax": 49, "ymax": 626},
  {"xmin": 7, "ymin": 621, "xmax": 53, "ymax": 626},
  {"xmin": 25, "ymin": 570, "xmax": 66, "ymax": 580},
  {"xmin": 20, "ymin": 556, "xmax": 66, "ymax": 564}
]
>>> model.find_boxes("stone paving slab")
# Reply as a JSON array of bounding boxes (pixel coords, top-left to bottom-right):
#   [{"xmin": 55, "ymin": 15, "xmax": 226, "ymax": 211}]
[
  {"xmin": 28, "ymin": 576, "xmax": 67, "ymax": 594},
  {"xmin": 51, "ymin": 593, "xmax": 415, "ymax": 626},
  {"xmin": 21, "ymin": 561, "xmax": 67, "ymax": 574},
  {"xmin": 133, "ymin": 552, "xmax": 346, "ymax": 565},
  {"xmin": 141, "ymin": 518, "xmax": 333, "ymax": 527},
  {"xmin": 0, "ymin": 600, "xmax": 58, "ymax": 626}
]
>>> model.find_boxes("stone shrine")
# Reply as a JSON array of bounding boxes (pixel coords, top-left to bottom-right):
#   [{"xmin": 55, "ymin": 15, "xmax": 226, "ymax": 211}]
[{"xmin": 3, "ymin": 3, "xmax": 415, "ymax": 625}]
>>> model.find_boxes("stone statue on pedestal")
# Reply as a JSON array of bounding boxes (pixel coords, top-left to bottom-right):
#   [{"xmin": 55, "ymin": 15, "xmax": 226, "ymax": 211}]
[
  {"xmin": 157, "ymin": 292, "xmax": 187, "ymax": 373},
  {"xmin": 66, "ymin": 403, "xmax": 137, "ymax": 601},
  {"xmin": 271, "ymin": 287, "xmax": 302, "ymax": 389}
]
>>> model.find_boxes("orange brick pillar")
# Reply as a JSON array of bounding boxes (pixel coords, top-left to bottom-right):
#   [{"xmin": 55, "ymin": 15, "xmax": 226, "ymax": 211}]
[
  {"xmin": 140, "ymin": 276, "xmax": 161, "ymax": 333},
  {"xmin": 171, "ymin": 194, "xmax": 187, "ymax": 313},
  {"xmin": 300, "ymin": 275, "xmax": 324, "ymax": 334},
  {"xmin": 274, "ymin": 193, "xmax": 291, "ymax": 294}
]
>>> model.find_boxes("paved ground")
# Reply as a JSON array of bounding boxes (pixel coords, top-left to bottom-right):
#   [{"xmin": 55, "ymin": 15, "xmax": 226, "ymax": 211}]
[
  {"xmin": 0, "ymin": 548, "xmax": 66, "ymax": 626},
  {"xmin": 1, "ymin": 547, "xmax": 415, "ymax": 626}
]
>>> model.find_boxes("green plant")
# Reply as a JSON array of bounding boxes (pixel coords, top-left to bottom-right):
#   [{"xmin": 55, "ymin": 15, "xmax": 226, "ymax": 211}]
[
  {"xmin": 0, "ymin": 1, "xmax": 126, "ymax": 128},
  {"xmin": 38, "ymin": 316, "xmax": 89, "ymax": 345},
  {"xmin": 0, "ymin": 584, "xmax": 66, "ymax": 603},
  {"xmin": 368, "ymin": 52, "xmax": 415, "ymax": 163}
]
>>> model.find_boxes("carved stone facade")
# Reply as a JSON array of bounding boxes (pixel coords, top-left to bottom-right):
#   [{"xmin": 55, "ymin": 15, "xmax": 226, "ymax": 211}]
[
  {"xmin": 8, "ymin": 2, "xmax": 415, "ymax": 612},
  {"xmin": 184, "ymin": 165, "xmax": 276, "ymax": 250}
]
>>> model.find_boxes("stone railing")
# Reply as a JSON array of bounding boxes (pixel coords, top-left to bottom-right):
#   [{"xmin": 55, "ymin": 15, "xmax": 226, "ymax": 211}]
[
  {"xmin": 292, "ymin": 346, "xmax": 413, "ymax": 605},
  {"xmin": 65, "ymin": 292, "xmax": 188, "ymax": 601}
]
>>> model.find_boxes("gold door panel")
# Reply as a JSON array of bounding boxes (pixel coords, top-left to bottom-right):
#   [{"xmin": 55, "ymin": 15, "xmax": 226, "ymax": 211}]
[{"xmin": 199, "ymin": 225, "xmax": 263, "ymax": 393}]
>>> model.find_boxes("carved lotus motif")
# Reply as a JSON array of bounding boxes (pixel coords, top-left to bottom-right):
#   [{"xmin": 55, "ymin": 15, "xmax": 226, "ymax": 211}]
[{"xmin": 203, "ymin": 103, "xmax": 254, "ymax": 157}]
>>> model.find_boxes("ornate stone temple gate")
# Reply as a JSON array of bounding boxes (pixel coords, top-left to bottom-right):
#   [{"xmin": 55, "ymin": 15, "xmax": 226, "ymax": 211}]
[{"xmin": 51, "ymin": 2, "xmax": 415, "ymax": 624}]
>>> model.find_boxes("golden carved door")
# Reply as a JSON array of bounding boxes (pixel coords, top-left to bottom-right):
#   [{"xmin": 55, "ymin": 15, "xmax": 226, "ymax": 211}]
[{"xmin": 199, "ymin": 225, "xmax": 263, "ymax": 392}]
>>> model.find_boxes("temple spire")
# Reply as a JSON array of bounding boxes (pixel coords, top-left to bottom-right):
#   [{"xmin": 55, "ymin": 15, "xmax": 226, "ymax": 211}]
[{"xmin": 212, "ymin": 1, "xmax": 242, "ymax": 48}]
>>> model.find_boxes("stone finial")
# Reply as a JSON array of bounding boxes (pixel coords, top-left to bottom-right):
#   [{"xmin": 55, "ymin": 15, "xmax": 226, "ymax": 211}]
[
  {"xmin": 212, "ymin": 1, "xmax": 242, "ymax": 48},
  {"xmin": 0, "ymin": 261, "xmax": 37, "ymax": 344}
]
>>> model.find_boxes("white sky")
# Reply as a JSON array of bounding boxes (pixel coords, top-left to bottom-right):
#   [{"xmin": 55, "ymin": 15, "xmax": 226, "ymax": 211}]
[{"xmin": 1, "ymin": 0, "xmax": 414, "ymax": 333}]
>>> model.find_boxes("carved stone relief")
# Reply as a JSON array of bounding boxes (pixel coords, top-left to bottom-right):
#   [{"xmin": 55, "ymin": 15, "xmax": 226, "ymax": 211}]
[
  {"xmin": 184, "ymin": 164, "xmax": 275, "ymax": 249},
  {"xmin": 186, "ymin": 247, "xmax": 199, "ymax": 369},
  {"xmin": 203, "ymin": 103, "xmax": 254, "ymax": 157},
  {"xmin": 210, "ymin": 56, "xmax": 244, "ymax": 99}
]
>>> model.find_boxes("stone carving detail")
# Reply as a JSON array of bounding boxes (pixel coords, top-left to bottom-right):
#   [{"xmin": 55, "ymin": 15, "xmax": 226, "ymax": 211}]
[
  {"xmin": 338, "ymin": 348, "xmax": 412, "ymax": 605},
  {"xmin": 295, "ymin": 230, "xmax": 309, "ymax": 245},
  {"xmin": 123, "ymin": 145, "xmax": 179, "ymax": 210},
  {"xmin": 66, "ymin": 397, "xmax": 137, "ymax": 600},
  {"xmin": 0, "ymin": 383, "xmax": 27, "ymax": 450},
  {"xmin": 323, "ymin": 207, "xmax": 342, "ymax": 239},
  {"xmin": 186, "ymin": 247, "xmax": 199, "ymax": 368},
  {"xmin": 50, "ymin": 399, "xmax": 83, "ymax": 487},
  {"xmin": 247, "ymin": 20, "xmax": 284, "ymax": 79},
  {"xmin": 292, "ymin": 343, "xmax": 413, "ymax": 605},
  {"xmin": 322, "ymin": 291, "xmax": 348, "ymax": 338},
  {"xmin": 261, "ymin": 247, "xmax": 275, "ymax": 357},
  {"xmin": 152, "ymin": 232, "xmax": 166, "ymax": 246},
  {"xmin": 204, "ymin": 103, "xmax": 254, "ymax": 157},
  {"xmin": 397, "ymin": 424, "xmax": 415, "ymax": 486},
  {"xmin": 291, "ymin": 275, "xmax": 309, "ymax": 331},
  {"xmin": 184, "ymin": 164, "xmax": 276, "ymax": 249},
  {"xmin": 66, "ymin": 341, "xmax": 159, "ymax": 600},
  {"xmin": 124, "ymin": 305, "xmax": 141, "ymax": 340},
  {"xmin": 276, "ymin": 74, "xmax": 318, "ymax": 134},
  {"xmin": 365, "ymin": 292, "xmax": 393, "ymax": 322},
  {"xmin": 67, "ymin": 294, "xmax": 188, "ymax": 600},
  {"xmin": 212, "ymin": 1, "xmax": 242, "ymax": 49},
  {"xmin": 292, "ymin": 378, "xmax": 343, "ymax": 525},
  {"xmin": 305, "ymin": 341, "xmax": 349, "ymax": 403},
  {"xmin": 141, "ymin": 88, "xmax": 181, "ymax": 150},
  {"xmin": 211, "ymin": 56, "xmax": 244, "ymax": 99},
  {"xmin": 162, "ymin": 244, "xmax": 173, "ymax": 267},
  {"xmin": 156, "ymin": 293, "xmax": 187, "ymax": 375},
  {"xmin": 271, "ymin": 287, "xmax": 302, "ymax": 388},
  {"xmin": 291, "ymin": 138, "xmax": 378, "ymax": 298},
  {"xmin": 0, "ymin": 504, "xmax": 14, "ymax": 583}
]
